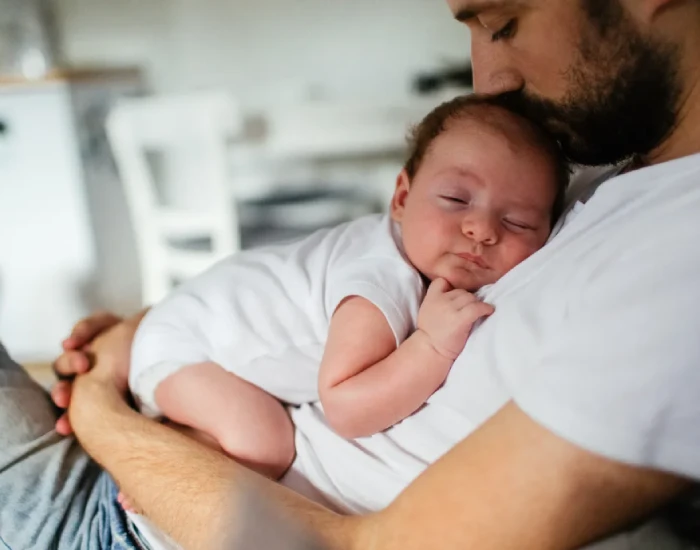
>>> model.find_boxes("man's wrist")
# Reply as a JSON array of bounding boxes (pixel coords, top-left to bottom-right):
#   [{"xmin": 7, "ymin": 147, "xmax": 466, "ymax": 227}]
[{"xmin": 69, "ymin": 374, "xmax": 131, "ymax": 444}]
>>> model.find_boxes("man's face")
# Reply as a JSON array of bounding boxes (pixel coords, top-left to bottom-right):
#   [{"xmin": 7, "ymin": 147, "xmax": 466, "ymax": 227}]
[{"xmin": 446, "ymin": 0, "xmax": 682, "ymax": 166}]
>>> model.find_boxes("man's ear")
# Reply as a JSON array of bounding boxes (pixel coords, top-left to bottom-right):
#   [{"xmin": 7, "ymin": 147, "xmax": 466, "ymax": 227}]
[{"xmin": 390, "ymin": 169, "xmax": 411, "ymax": 222}]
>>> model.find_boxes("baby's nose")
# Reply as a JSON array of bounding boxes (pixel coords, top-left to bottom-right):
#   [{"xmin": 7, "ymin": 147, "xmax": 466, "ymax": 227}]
[{"xmin": 462, "ymin": 215, "xmax": 498, "ymax": 244}]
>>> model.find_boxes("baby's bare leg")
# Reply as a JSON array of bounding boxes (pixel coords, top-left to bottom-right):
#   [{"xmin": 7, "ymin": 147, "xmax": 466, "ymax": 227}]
[{"xmin": 154, "ymin": 362, "xmax": 296, "ymax": 480}]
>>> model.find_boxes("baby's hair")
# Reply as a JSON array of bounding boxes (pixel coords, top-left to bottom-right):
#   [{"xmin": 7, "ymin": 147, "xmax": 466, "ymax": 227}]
[{"xmin": 404, "ymin": 94, "xmax": 570, "ymax": 225}]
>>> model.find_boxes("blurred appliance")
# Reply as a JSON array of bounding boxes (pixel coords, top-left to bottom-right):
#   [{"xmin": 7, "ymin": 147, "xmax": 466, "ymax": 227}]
[
  {"xmin": 0, "ymin": 0, "xmax": 62, "ymax": 79},
  {"xmin": 238, "ymin": 187, "xmax": 380, "ymax": 249},
  {"xmin": 412, "ymin": 61, "xmax": 473, "ymax": 95},
  {"xmin": 0, "ymin": 68, "xmax": 142, "ymax": 362},
  {"xmin": 226, "ymin": 98, "xmax": 436, "ymax": 249}
]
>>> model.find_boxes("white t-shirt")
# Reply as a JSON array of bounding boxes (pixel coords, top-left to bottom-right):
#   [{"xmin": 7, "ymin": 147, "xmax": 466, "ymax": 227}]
[
  {"xmin": 132, "ymin": 154, "xmax": 700, "ymax": 546},
  {"xmin": 129, "ymin": 214, "xmax": 425, "ymax": 415},
  {"xmin": 285, "ymin": 153, "xmax": 700, "ymax": 513}
]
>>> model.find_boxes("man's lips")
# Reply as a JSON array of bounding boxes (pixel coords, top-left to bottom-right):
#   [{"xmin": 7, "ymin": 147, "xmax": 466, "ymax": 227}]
[{"xmin": 456, "ymin": 252, "xmax": 489, "ymax": 269}]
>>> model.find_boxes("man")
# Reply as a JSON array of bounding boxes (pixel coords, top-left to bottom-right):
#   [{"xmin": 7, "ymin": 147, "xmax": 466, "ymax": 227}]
[{"xmin": 2, "ymin": 0, "xmax": 700, "ymax": 548}]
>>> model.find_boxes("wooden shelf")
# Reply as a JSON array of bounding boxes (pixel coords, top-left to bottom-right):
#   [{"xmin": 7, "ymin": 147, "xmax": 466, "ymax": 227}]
[
  {"xmin": 0, "ymin": 66, "xmax": 142, "ymax": 89},
  {"xmin": 23, "ymin": 362, "xmax": 55, "ymax": 388}
]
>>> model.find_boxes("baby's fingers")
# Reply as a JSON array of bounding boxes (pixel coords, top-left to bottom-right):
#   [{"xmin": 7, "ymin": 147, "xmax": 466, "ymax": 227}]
[
  {"xmin": 450, "ymin": 292, "xmax": 478, "ymax": 309},
  {"xmin": 425, "ymin": 278, "xmax": 452, "ymax": 299},
  {"xmin": 460, "ymin": 301, "xmax": 495, "ymax": 322}
]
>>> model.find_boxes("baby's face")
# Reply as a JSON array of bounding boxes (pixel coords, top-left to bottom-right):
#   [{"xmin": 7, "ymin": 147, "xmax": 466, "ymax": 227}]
[{"xmin": 391, "ymin": 118, "xmax": 557, "ymax": 292}]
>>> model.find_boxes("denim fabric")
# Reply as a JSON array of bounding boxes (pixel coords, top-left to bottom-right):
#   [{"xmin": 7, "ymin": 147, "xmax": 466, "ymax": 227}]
[{"xmin": 0, "ymin": 342, "xmax": 148, "ymax": 550}]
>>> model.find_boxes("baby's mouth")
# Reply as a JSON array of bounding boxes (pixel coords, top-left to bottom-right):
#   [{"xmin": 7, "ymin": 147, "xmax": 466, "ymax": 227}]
[{"xmin": 456, "ymin": 252, "xmax": 489, "ymax": 270}]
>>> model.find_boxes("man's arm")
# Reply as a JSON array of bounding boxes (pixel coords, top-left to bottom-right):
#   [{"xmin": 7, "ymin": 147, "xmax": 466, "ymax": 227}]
[
  {"xmin": 369, "ymin": 401, "xmax": 687, "ymax": 550},
  {"xmin": 69, "ymin": 374, "xmax": 358, "ymax": 550},
  {"xmin": 69, "ymin": 364, "xmax": 687, "ymax": 550}
]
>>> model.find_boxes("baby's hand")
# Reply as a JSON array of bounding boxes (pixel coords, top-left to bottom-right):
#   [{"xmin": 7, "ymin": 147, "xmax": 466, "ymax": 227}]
[{"xmin": 417, "ymin": 278, "xmax": 494, "ymax": 360}]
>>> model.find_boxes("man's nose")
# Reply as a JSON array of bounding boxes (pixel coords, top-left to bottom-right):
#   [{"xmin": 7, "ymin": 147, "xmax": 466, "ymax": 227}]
[
  {"xmin": 462, "ymin": 214, "xmax": 498, "ymax": 245},
  {"xmin": 470, "ymin": 37, "xmax": 524, "ymax": 95}
]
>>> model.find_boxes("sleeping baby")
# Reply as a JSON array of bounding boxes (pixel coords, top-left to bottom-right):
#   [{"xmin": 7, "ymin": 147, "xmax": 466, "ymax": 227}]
[{"xmin": 121, "ymin": 94, "xmax": 568, "ymax": 510}]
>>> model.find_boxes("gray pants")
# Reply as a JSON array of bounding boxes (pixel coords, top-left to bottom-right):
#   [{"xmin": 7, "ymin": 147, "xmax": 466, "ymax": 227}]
[
  {"xmin": 583, "ymin": 521, "xmax": 696, "ymax": 550},
  {"xmin": 0, "ymin": 342, "xmax": 694, "ymax": 549},
  {"xmin": 0, "ymin": 343, "xmax": 146, "ymax": 549}
]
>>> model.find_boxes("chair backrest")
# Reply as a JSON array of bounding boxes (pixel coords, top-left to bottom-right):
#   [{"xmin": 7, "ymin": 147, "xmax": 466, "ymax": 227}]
[{"xmin": 106, "ymin": 91, "xmax": 242, "ymax": 305}]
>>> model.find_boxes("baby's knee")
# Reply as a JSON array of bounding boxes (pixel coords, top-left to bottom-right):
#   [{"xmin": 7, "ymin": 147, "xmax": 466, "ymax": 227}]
[
  {"xmin": 262, "ymin": 434, "xmax": 296, "ymax": 480},
  {"xmin": 219, "ymin": 413, "xmax": 295, "ymax": 480}
]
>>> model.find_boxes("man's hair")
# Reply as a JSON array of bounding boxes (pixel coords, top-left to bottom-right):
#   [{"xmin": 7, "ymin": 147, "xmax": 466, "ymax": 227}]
[{"xmin": 403, "ymin": 94, "xmax": 570, "ymax": 224}]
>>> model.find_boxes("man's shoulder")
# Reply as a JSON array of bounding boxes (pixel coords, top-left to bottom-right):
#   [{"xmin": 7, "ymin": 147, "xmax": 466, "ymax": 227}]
[
  {"xmin": 568, "ymin": 154, "xmax": 700, "ymax": 205},
  {"xmin": 566, "ymin": 165, "xmax": 621, "ymax": 205},
  {"xmin": 533, "ymin": 156, "xmax": 700, "ymax": 313},
  {"xmin": 560, "ymin": 157, "xmax": 700, "ymax": 241}
]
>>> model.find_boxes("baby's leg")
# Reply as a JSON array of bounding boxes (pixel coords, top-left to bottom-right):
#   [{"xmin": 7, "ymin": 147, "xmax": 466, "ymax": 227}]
[{"xmin": 154, "ymin": 362, "xmax": 296, "ymax": 480}]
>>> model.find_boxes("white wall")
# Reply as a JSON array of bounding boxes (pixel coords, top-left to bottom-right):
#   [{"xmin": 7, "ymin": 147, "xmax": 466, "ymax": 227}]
[
  {"xmin": 56, "ymin": 0, "xmax": 471, "ymax": 106},
  {"xmin": 5, "ymin": 0, "xmax": 469, "ymax": 360},
  {"xmin": 0, "ymin": 1, "xmax": 471, "ymax": 361}
]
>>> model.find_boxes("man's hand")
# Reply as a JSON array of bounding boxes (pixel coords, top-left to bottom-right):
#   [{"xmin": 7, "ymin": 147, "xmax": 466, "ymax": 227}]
[
  {"xmin": 417, "ymin": 278, "xmax": 494, "ymax": 360},
  {"xmin": 51, "ymin": 310, "xmax": 146, "ymax": 435}
]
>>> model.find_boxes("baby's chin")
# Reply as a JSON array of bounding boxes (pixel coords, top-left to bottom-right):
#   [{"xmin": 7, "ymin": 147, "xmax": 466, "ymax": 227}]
[
  {"xmin": 446, "ymin": 279, "xmax": 482, "ymax": 293},
  {"xmin": 430, "ymin": 271, "xmax": 492, "ymax": 293}
]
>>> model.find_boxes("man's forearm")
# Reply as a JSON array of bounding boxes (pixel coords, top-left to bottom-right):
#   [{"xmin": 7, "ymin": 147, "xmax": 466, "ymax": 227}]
[
  {"xmin": 68, "ymin": 375, "xmax": 685, "ymax": 550},
  {"xmin": 69, "ymin": 376, "xmax": 362, "ymax": 550}
]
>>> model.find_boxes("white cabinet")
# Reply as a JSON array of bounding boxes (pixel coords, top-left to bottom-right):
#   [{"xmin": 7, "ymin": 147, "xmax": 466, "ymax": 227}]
[{"xmin": 0, "ymin": 72, "xmax": 141, "ymax": 361}]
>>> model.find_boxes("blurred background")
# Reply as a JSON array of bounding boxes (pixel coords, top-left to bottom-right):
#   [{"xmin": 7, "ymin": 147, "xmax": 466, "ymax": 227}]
[{"xmin": 0, "ymin": 0, "xmax": 473, "ymax": 363}]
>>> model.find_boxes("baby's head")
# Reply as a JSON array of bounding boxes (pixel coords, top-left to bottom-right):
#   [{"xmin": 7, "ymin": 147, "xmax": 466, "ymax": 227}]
[{"xmin": 391, "ymin": 94, "xmax": 569, "ymax": 292}]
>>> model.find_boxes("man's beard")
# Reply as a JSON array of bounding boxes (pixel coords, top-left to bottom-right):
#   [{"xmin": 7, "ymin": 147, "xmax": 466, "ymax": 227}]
[{"xmin": 499, "ymin": 9, "xmax": 682, "ymax": 166}]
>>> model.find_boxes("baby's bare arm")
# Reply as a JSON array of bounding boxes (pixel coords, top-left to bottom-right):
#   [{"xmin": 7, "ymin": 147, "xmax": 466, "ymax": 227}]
[
  {"xmin": 320, "ymin": 282, "xmax": 494, "ymax": 439},
  {"xmin": 319, "ymin": 297, "xmax": 453, "ymax": 439}
]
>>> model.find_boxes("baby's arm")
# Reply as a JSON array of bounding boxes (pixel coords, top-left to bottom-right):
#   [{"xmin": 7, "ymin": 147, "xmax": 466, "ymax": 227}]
[{"xmin": 319, "ymin": 278, "xmax": 494, "ymax": 439}]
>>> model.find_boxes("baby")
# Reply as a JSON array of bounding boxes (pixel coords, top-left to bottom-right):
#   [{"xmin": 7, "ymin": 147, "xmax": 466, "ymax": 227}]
[{"xmin": 126, "ymin": 94, "xmax": 568, "ymax": 493}]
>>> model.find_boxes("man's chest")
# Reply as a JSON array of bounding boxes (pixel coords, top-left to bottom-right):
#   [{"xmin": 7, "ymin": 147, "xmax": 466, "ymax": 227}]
[{"xmin": 411, "ymin": 202, "xmax": 592, "ymax": 448}]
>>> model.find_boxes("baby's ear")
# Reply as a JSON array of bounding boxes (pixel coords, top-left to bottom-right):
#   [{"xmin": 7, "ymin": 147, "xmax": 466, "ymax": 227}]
[{"xmin": 390, "ymin": 170, "xmax": 411, "ymax": 222}]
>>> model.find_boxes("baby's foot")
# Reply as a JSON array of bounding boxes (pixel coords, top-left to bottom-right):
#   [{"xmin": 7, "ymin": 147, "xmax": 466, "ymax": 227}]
[{"xmin": 117, "ymin": 490, "xmax": 140, "ymax": 514}]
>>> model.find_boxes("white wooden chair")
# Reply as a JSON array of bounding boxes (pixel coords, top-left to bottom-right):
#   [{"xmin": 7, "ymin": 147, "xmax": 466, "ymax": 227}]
[{"xmin": 106, "ymin": 91, "xmax": 242, "ymax": 305}]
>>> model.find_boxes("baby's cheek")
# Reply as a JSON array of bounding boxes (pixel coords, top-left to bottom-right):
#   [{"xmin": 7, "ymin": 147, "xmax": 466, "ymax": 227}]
[
  {"xmin": 402, "ymin": 227, "xmax": 435, "ymax": 272},
  {"xmin": 498, "ymin": 238, "xmax": 542, "ymax": 273}
]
